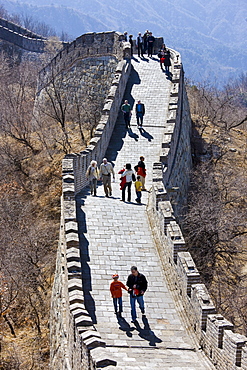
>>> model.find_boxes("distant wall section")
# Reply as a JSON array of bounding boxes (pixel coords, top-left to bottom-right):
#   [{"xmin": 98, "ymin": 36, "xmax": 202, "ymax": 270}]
[{"xmin": 0, "ymin": 17, "xmax": 46, "ymax": 52}]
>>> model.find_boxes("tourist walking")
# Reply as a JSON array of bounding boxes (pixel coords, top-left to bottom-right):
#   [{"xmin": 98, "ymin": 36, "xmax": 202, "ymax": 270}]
[
  {"xmin": 110, "ymin": 273, "xmax": 128, "ymax": 317},
  {"xmin": 135, "ymin": 100, "xmax": 145, "ymax": 128},
  {"xmin": 143, "ymin": 30, "xmax": 149, "ymax": 54},
  {"xmin": 118, "ymin": 166, "xmax": 126, "ymax": 191},
  {"xmin": 129, "ymin": 34, "xmax": 134, "ymax": 57},
  {"xmin": 121, "ymin": 100, "xmax": 132, "ymax": 129},
  {"xmin": 123, "ymin": 31, "xmax": 128, "ymax": 42},
  {"xmin": 126, "ymin": 266, "xmax": 148, "ymax": 323},
  {"xmin": 164, "ymin": 48, "xmax": 171, "ymax": 74},
  {"xmin": 135, "ymin": 156, "xmax": 146, "ymax": 190},
  {"xmin": 158, "ymin": 44, "xmax": 166, "ymax": 70},
  {"xmin": 135, "ymin": 175, "xmax": 142, "ymax": 203},
  {"xmin": 120, "ymin": 163, "xmax": 135, "ymax": 202},
  {"xmin": 86, "ymin": 160, "xmax": 99, "ymax": 196},
  {"xmin": 147, "ymin": 32, "xmax": 155, "ymax": 57},
  {"xmin": 136, "ymin": 32, "xmax": 144, "ymax": 58},
  {"xmin": 99, "ymin": 158, "xmax": 115, "ymax": 197}
]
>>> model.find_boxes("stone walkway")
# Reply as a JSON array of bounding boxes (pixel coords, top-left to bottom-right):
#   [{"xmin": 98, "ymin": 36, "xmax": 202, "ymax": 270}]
[{"xmin": 76, "ymin": 58, "xmax": 213, "ymax": 369}]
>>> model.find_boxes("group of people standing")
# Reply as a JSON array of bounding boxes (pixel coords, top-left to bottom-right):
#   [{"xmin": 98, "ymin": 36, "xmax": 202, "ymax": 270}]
[
  {"xmin": 86, "ymin": 156, "xmax": 147, "ymax": 203},
  {"xmin": 124, "ymin": 30, "xmax": 155, "ymax": 58}
]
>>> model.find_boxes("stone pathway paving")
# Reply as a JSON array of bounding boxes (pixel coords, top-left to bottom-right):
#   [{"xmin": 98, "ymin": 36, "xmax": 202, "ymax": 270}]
[{"xmin": 76, "ymin": 57, "xmax": 213, "ymax": 369}]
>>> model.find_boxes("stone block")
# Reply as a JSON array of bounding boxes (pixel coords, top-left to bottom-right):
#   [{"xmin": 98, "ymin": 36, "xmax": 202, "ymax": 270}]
[
  {"xmin": 65, "ymin": 221, "xmax": 78, "ymax": 234},
  {"xmin": 167, "ymin": 109, "xmax": 177, "ymax": 123},
  {"xmin": 72, "ymin": 308, "xmax": 90, "ymax": 319},
  {"xmin": 166, "ymin": 221, "xmax": 186, "ymax": 263},
  {"xmin": 67, "ymin": 261, "xmax": 81, "ymax": 274},
  {"xmin": 81, "ymin": 330, "xmax": 101, "ymax": 341},
  {"xmin": 69, "ymin": 290, "xmax": 84, "ymax": 305},
  {"xmin": 66, "ymin": 232, "xmax": 79, "ymax": 248},
  {"xmin": 242, "ymin": 346, "xmax": 247, "ymax": 370},
  {"xmin": 66, "ymin": 249, "xmax": 80, "ymax": 262},
  {"xmin": 84, "ymin": 336, "xmax": 106, "ymax": 350},
  {"xmin": 160, "ymin": 147, "xmax": 170, "ymax": 164},
  {"xmin": 90, "ymin": 347, "xmax": 117, "ymax": 368},
  {"xmin": 63, "ymin": 200, "xmax": 77, "ymax": 222},
  {"xmin": 162, "ymin": 133, "xmax": 172, "ymax": 148},
  {"xmin": 152, "ymin": 162, "xmax": 163, "ymax": 182},
  {"xmin": 70, "ymin": 302, "xmax": 86, "ymax": 312},
  {"xmin": 153, "ymin": 181, "xmax": 167, "ymax": 209},
  {"xmin": 158, "ymin": 200, "xmax": 175, "ymax": 233},
  {"xmin": 68, "ymin": 278, "xmax": 83, "ymax": 292},
  {"xmin": 63, "ymin": 174, "xmax": 74, "ymax": 183},
  {"xmin": 164, "ymin": 123, "xmax": 175, "ymax": 134},
  {"xmin": 89, "ymin": 136, "xmax": 101, "ymax": 147},
  {"xmin": 205, "ymin": 314, "xmax": 234, "ymax": 364},
  {"xmin": 108, "ymin": 85, "xmax": 117, "ymax": 99},
  {"xmin": 177, "ymin": 252, "xmax": 201, "ymax": 297},
  {"xmin": 191, "ymin": 284, "xmax": 216, "ymax": 332},
  {"xmin": 75, "ymin": 314, "xmax": 93, "ymax": 327},
  {"xmin": 62, "ymin": 158, "xmax": 74, "ymax": 173},
  {"xmin": 223, "ymin": 330, "xmax": 247, "ymax": 368}
]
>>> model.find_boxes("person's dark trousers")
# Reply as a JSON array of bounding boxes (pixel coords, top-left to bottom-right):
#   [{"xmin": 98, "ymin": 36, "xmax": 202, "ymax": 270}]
[
  {"xmin": 89, "ymin": 178, "xmax": 97, "ymax": 195},
  {"xmin": 122, "ymin": 182, "xmax": 132, "ymax": 202},
  {"xmin": 148, "ymin": 44, "xmax": 154, "ymax": 57},
  {"xmin": 136, "ymin": 191, "xmax": 141, "ymax": 203},
  {"xmin": 123, "ymin": 112, "xmax": 130, "ymax": 128},
  {"xmin": 137, "ymin": 43, "xmax": 144, "ymax": 57},
  {"xmin": 144, "ymin": 40, "xmax": 148, "ymax": 53},
  {"xmin": 165, "ymin": 66, "xmax": 169, "ymax": 73},
  {"xmin": 113, "ymin": 297, "xmax": 123, "ymax": 313},
  {"xmin": 136, "ymin": 112, "xmax": 143, "ymax": 126}
]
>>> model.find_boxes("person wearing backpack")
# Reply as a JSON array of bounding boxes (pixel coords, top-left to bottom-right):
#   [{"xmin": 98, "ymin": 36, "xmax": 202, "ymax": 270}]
[{"xmin": 120, "ymin": 163, "xmax": 136, "ymax": 202}]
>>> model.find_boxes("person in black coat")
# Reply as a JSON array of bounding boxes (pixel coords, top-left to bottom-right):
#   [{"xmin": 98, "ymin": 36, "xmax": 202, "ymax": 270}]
[
  {"xmin": 164, "ymin": 48, "xmax": 171, "ymax": 73},
  {"xmin": 135, "ymin": 100, "xmax": 145, "ymax": 128},
  {"xmin": 129, "ymin": 34, "xmax": 134, "ymax": 57},
  {"xmin": 147, "ymin": 32, "xmax": 155, "ymax": 57},
  {"xmin": 126, "ymin": 266, "xmax": 148, "ymax": 322}
]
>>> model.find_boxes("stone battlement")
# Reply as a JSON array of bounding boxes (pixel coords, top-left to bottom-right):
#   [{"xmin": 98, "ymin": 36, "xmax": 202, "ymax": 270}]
[
  {"xmin": 147, "ymin": 52, "xmax": 247, "ymax": 368},
  {"xmin": 0, "ymin": 16, "xmax": 47, "ymax": 52},
  {"xmin": 48, "ymin": 28, "xmax": 247, "ymax": 369}
]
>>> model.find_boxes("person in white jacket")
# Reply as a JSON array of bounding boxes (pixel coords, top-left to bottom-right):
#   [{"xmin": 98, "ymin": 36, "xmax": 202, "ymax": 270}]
[
  {"xmin": 121, "ymin": 163, "xmax": 135, "ymax": 202},
  {"xmin": 86, "ymin": 160, "xmax": 99, "ymax": 196}
]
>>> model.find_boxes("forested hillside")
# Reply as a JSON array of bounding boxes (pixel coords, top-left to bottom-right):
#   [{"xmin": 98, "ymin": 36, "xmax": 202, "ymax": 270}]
[{"xmin": 184, "ymin": 75, "xmax": 247, "ymax": 334}]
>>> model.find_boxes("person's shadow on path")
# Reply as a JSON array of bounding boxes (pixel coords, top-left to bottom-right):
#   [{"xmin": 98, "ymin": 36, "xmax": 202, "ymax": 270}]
[
  {"xmin": 117, "ymin": 317, "xmax": 135, "ymax": 338},
  {"xmin": 139, "ymin": 127, "xmax": 154, "ymax": 142},
  {"xmin": 133, "ymin": 316, "xmax": 163, "ymax": 346},
  {"xmin": 127, "ymin": 127, "xmax": 139, "ymax": 141}
]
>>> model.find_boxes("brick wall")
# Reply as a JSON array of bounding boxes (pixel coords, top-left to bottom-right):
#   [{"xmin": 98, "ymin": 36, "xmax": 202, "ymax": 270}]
[
  {"xmin": 0, "ymin": 17, "xmax": 46, "ymax": 52},
  {"xmin": 147, "ymin": 49, "xmax": 247, "ymax": 368}
]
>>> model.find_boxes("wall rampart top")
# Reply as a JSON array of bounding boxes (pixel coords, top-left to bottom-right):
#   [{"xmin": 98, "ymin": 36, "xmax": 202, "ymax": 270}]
[{"xmin": 147, "ymin": 49, "xmax": 247, "ymax": 369}]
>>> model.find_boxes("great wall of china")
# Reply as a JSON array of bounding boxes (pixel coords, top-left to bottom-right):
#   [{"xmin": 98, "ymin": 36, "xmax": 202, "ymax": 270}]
[{"xmin": 0, "ymin": 18, "xmax": 246, "ymax": 369}]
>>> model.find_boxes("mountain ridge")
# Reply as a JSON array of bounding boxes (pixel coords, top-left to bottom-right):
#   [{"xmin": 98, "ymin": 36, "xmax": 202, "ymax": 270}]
[{"xmin": 1, "ymin": 0, "xmax": 247, "ymax": 84}]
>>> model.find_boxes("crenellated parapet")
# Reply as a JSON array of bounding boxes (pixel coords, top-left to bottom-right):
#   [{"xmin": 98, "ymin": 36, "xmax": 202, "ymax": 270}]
[
  {"xmin": 37, "ymin": 31, "xmax": 129, "ymax": 93},
  {"xmin": 147, "ymin": 52, "xmax": 247, "ymax": 368},
  {"xmin": 0, "ymin": 17, "xmax": 47, "ymax": 53}
]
